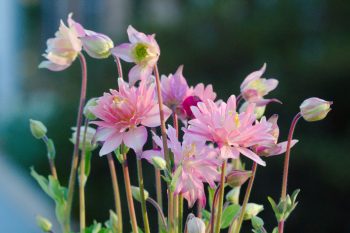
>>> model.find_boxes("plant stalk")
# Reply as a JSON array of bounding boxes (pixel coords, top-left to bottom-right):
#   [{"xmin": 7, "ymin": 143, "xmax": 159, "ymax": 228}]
[
  {"xmin": 42, "ymin": 136, "xmax": 58, "ymax": 179},
  {"xmin": 214, "ymin": 161, "xmax": 227, "ymax": 233},
  {"xmin": 147, "ymin": 197, "xmax": 168, "ymax": 229},
  {"xmin": 136, "ymin": 159, "xmax": 151, "ymax": 233}
]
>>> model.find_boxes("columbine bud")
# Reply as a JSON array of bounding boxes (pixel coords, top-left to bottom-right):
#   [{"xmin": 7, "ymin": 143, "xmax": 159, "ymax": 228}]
[
  {"xmin": 186, "ymin": 214, "xmax": 205, "ymax": 233},
  {"xmin": 36, "ymin": 215, "xmax": 52, "ymax": 232},
  {"xmin": 84, "ymin": 97, "xmax": 98, "ymax": 120},
  {"xmin": 239, "ymin": 101, "xmax": 266, "ymax": 119},
  {"xmin": 244, "ymin": 203, "xmax": 264, "ymax": 220},
  {"xmin": 226, "ymin": 187, "xmax": 240, "ymax": 204},
  {"xmin": 300, "ymin": 97, "xmax": 332, "ymax": 122},
  {"xmin": 131, "ymin": 186, "xmax": 149, "ymax": 202},
  {"xmin": 81, "ymin": 30, "xmax": 114, "ymax": 59},
  {"xmin": 226, "ymin": 169, "xmax": 252, "ymax": 188},
  {"xmin": 182, "ymin": 96, "xmax": 202, "ymax": 119},
  {"xmin": 151, "ymin": 156, "xmax": 167, "ymax": 170},
  {"xmin": 70, "ymin": 126, "xmax": 97, "ymax": 151},
  {"xmin": 29, "ymin": 119, "xmax": 47, "ymax": 139}
]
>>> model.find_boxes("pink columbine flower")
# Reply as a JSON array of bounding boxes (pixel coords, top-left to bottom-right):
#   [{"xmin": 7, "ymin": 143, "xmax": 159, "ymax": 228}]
[
  {"xmin": 39, "ymin": 13, "xmax": 84, "ymax": 71},
  {"xmin": 161, "ymin": 65, "xmax": 191, "ymax": 111},
  {"xmin": 90, "ymin": 78, "xmax": 171, "ymax": 156},
  {"xmin": 240, "ymin": 63, "xmax": 280, "ymax": 106},
  {"xmin": 111, "ymin": 26, "xmax": 160, "ymax": 85},
  {"xmin": 185, "ymin": 95, "xmax": 276, "ymax": 166},
  {"xmin": 254, "ymin": 115, "xmax": 298, "ymax": 157},
  {"xmin": 142, "ymin": 126, "xmax": 220, "ymax": 207}
]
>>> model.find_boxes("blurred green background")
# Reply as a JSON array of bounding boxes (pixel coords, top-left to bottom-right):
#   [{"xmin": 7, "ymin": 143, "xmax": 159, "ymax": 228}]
[{"xmin": 0, "ymin": 0, "xmax": 349, "ymax": 232}]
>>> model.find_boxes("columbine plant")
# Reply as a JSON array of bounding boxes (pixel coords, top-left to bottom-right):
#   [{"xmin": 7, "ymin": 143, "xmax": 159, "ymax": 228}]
[{"xmin": 31, "ymin": 13, "xmax": 333, "ymax": 233}]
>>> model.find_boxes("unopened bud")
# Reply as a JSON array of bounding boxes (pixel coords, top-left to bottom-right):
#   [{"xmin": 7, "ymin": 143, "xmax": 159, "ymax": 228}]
[
  {"xmin": 151, "ymin": 156, "xmax": 166, "ymax": 170},
  {"xmin": 131, "ymin": 186, "xmax": 149, "ymax": 203},
  {"xmin": 81, "ymin": 30, "xmax": 114, "ymax": 59},
  {"xmin": 182, "ymin": 96, "xmax": 202, "ymax": 119},
  {"xmin": 300, "ymin": 97, "xmax": 332, "ymax": 122},
  {"xmin": 187, "ymin": 214, "xmax": 205, "ymax": 233},
  {"xmin": 244, "ymin": 203, "xmax": 264, "ymax": 220},
  {"xmin": 226, "ymin": 187, "xmax": 240, "ymax": 204},
  {"xmin": 83, "ymin": 98, "xmax": 98, "ymax": 120},
  {"xmin": 226, "ymin": 169, "xmax": 252, "ymax": 188},
  {"xmin": 70, "ymin": 126, "xmax": 97, "ymax": 151},
  {"xmin": 36, "ymin": 215, "xmax": 52, "ymax": 232},
  {"xmin": 239, "ymin": 101, "xmax": 266, "ymax": 119},
  {"xmin": 30, "ymin": 119, "xmax": 47, "ymax": 139}
]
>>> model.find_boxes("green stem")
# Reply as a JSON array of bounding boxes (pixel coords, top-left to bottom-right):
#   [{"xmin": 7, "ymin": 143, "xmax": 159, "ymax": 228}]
[
  {"xmin": 234, "ymin": 162, "xmax": 258, "ymax": 233},
  {"xmin": 42, "ymin": 136, "xmax": 58, "ymax": 179},
  {"xmin": 107, "ymin": 153, "xmax": 123, "ymax": 233},
  {"xmin": 168, "ymin": 190, "xmax": 174, "ymax": 233},
  {"xmin": 79, "ymin": 120, "xmax": 89, "ymax": 232},
  {"xmin": 178, "ymin": 195, "xmax": 184, "ymax": 233},
  {"xmin": 214, "ymin": 161, "xmax": 227, "ymax": 233},
  {"xmin": 136, "ymin": 159, "xmax": 150, "ymax": 233},
  {"xmin": 65, "ymin": 52, "xmax": 88, "ymax": 233}
]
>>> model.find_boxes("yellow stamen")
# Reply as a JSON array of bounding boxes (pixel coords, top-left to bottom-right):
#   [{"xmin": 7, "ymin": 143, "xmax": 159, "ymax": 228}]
[{"xmin": 234, "ymin": 113, "xmax": 240, "ymax": 127}]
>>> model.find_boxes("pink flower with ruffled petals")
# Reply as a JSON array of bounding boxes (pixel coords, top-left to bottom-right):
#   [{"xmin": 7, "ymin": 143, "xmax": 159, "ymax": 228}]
[
  {"xmin": 254, "ymin": 115, "xmax": 298, "ymax": 157},
  {"xmin": 161, "ymin": 65, "xmax": 190, "ymax": 111},
  {"xmin": 111, "ymin": 26, "xmax": 160, "ymax": 85},
  {"xmin": 142, "ymin": 126, "xmax": 220, "ymax": 207},
  {"xmin": 39, "ymin": 13, "xmax": 84, "ymax": 71},
  {"xmin": 240, "ymin": 63, "xmax": 280, "ymax": 106},
  {"xmin": 185, "ymin": 95, "xmax": 276, "ymax": 166},
  {"xmin": 190, "ymin": 83, "xmax": 217, "ymax": 102},
  {"xmin": 90, "ymin": 78, "xmax": 171, "ymax": 156}
]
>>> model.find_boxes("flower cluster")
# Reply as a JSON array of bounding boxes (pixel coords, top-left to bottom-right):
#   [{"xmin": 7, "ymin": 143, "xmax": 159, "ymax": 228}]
[{"xmin": 32, "ymin": 13, "xmax": 333, "ymax": 233}]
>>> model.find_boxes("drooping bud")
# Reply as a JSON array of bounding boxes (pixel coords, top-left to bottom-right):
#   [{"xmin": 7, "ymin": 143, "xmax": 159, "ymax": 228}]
[
  {"xmin": 300, "ymin": 97, "xmax": 332, "ymax": 122},
  {"xmin": 29, "ymin": 119, "xmax": 47, "ymax": 139},
  {"xmin": 226, "ymin": 187, "xmax": 240, "ymax": 204},
  {"xmin": 131, "ymin": 186, "xmax": 149, "ymax": 203},
  {"xmin": 226, "ymin": 169, "xmax": 252, "ymax": 188},
  {"xmin": 151, "ymin": 156, "xmax": 167, "ymax": 170},
  {"xmin": 84, "ymin": 97, "xmax": 98, "ymax": 120},
  {"xmin": 182, "ymin": 96, "xmax": 202, "ymax": 119},
  {"xmin": 186, "ymin": 214, "xmax": 206, "ymax": 233},
  {"xmin": 81, "ymin": 30, "xmax": 114, "ymax": 59},
  {"xmin": 244, "ymin": 203, "xmax": 264, "ymax": 220},
  {"xmin": 36, "ymin": 215, "xmax": 52, "ymax": 232},
  {"xmin": 70, "ymin": 126, "xmax": 97, "ymax": 151}
]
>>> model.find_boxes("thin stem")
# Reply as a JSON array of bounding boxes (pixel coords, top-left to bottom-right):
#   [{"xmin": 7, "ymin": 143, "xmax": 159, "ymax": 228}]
[
  {"xmin": 278, "ymin": 221, "xmax": 285, "ymax": 233},
  {"xmin": 172, "ymin": 112, "xmax": 179, "ymax": 232},
  {"xmin": 197, "ymin": 201, "xmax": 203, "ymax": 218},
  {"xmin": 168, "ymin": 190, "xmax": 174, "ymax": 233},
  {"xmin": 214, "ymin": 161, "xmax": 227, "ymax": 233},
  {"xmin": 234, "ymin": 162, "xmax": 258, "ymax": 233},
  {"xmin": 147, "ymin": 197, "xmax": 168, "ymax": 229},
  {"xmin": 178, "ymin": 195, "xmax": 184, "ymax": 233},
  {"xmin": 113, "ymin": 55, "xmax": 124, "ymax": 79},
  {"xmin": 107, "ymin": 154, "xmax": 123, "ymax": 233},
  {"xmin": 79, "ymin": 119, "xmax": 89, "ymax": 232},
  {"xmin": 209, "ymin": 184, "xmax": 221, "ymax": 233},
  {"xmin": 65, "ymin": 52, "xmax": 88, "ymax": 233},
  {"xmin": 136, "ymin": 159, "xmax": 151, "ymax": 233},
  {"xmin": 122, "ymin": 153, "xmax": 138, "ymax": 233},
  {"xmin": 281, "ymin": 113, "xmax": 302, "ymax": 199},
  {"xmin": 42, "ymin": 136, "xmax": 58, "ymax": 179},
  {"xmin": 153, "ymin": 64, "xmax": 172, "ymax": 169}
]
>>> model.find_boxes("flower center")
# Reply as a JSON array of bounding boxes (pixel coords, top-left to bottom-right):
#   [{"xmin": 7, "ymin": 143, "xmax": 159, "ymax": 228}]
[{"xmin": 133, "ymin": 43, "xmax": 149, "ymax": 63}]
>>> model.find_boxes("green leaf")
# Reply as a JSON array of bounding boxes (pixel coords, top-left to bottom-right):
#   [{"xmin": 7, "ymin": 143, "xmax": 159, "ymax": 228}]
[
  {"xmin": 170, "ymin": 165, "xmax": 182, "ymax": 192},
  {"xmin": 291, "ymin": 189, "xmax": 300, "ymax": 204},
  {"xmin": 30, "ymin": 167, "xmax": 49, "ymax": 194},
  {"xmin": 201, "ymin": 209, "xmax": 211, "ymax": 222},
  {"xmin": 272, "ymin": 227, "xmax": 279, "ymax": 233},
  {"xmin": 208, "ymin": 186, "xmax": 215, "ymax": 210},
  {"xmin": 220, "ymin": 204, "xmax": 240, "ymax": 229},
  {"xmin": 251, "ymin": 216, "xmax": 264, "ymax": 229}
]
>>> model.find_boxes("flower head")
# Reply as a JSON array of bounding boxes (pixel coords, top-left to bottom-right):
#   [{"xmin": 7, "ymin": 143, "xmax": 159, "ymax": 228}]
[
  {"xmin": 185, "ymin": 95, "xmax": 276, "ymax": 166},
  {"xmin": 161, "ymin": 65, "xmax": 190, "ymax": 111},
  {"xmin": 240, "ymin": 63, "xmax": 280, "ymax": 106},
  {"xmin": 39, "ymin": 13, "xmax": 83, "ymax": 71},
  {"xmin": 81, "ymin": 30, "xmax": 114, "ymax": 59},
  {"xmin": 142, "ymin": 125, "xmax": 220, "ymax": 207},
  {"xmin": 70, "ymin": 126, "xmax": 97, "ymax": 151},
  {"xmin": 90, "ymin": 78, "xmax": 171, "ymax": 155},
  {"xmin": 186, "ymin": 214, "xmax": 206, "ymax": 233},
  {"xmin": 111, "ymin": 26, "xmax": 160, "ymax": 85},
  {"xmin": 300, "ymin": 97, "xmax": 332, "ymax": 122}
]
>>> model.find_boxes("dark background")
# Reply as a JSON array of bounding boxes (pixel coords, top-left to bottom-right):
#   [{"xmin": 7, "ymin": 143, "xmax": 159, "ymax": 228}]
[{"xmin": 1, "ymin": 0, "xmax": 349, "ymax": 232}]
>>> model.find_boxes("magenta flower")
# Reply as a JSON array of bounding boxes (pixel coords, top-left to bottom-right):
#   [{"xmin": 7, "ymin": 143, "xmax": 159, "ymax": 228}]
[
  {"xmin": 90, "ymin": 78, "xmax": 171, "ymax": 155},
  {"xmin": 240, "ymin": 63, "xmax": 280, "ymax": 106},
  {"xmin": 254, "ymin": 115, "xmax": 298, "ymax": 157},
  {"xmin": 142, "ymin": 126, "xmax": 220, "ymax": 207},
  {"xmin": 161, "ymin": 65, "xmax": 190, "ymax": 110},
  {"xmin": 185, "ymin": 95, "xmax": 276, "ymax": 166},
  {"xmin": 39, "ymin": 13, "xmax": 84, "ymax": 71},
  {"xmin": 111, "ymin": 26, "xmax": 160, "ymax": 85}
]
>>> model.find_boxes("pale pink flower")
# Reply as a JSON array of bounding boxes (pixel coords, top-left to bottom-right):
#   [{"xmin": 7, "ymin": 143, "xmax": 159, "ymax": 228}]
[
  {"xmin": 111, "ymin": 26, "xmax": 160, "ymax": 85},
  {"xmin": 39, "ymin": 13, "xmax": 83, "ymax": 71},
  {"xmin": 161, "ymin": 65, "xmax": 190, "ymax": 110},
  {"xmin": 81, "ymin": 30, "xmax": 114, "ymax": 59},
  {"xmin": 185, "ymin": 95, "xmax": 276, "ymax": 166},
  {"xmin": 254, "ymin": 115, "xmax": 298, "ymax": 157},
  {"xmin": 90, "ymin": 78, "xmax": 171, "ymax": 156},
  {"xmin": 240, "ymin": 63, "xmax": 280, "ymax": 106},
  {"xmin": 142, "ymin": 126, "xmax": 220, "ymax": 207}
]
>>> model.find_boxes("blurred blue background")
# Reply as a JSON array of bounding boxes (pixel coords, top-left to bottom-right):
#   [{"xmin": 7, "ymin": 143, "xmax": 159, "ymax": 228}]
[{"xmin": 0, "ymin": 0, "xmax": 349, "ymax": 232}]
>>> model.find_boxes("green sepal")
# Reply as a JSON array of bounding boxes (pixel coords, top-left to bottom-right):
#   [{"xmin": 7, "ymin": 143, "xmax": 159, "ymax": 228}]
[
  {"xmin": 46, "ymin": 138, "xmax": 56, "ymax": 159},
  {"xmin": 220, "ymin": 204, "xmax": 240, "ymax": 229},
  {"xmin": 267, "ymin": 189, "xmax": 301, "ymax": 222},
  {"xmin": 169, "ymin": 164, "xmax": 182, "ymax": 192}
]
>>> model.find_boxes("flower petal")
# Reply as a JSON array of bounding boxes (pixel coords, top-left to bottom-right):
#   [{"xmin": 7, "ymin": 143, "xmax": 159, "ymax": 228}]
[
  {"xmin": 237, "ymin": 147, "xmax": 266, "ymax": 166},
  {"xmin": 123, "ymin": 126, "xmax": 147, "ymax": 154},
  {"xmin": 99, "ymin": 132, "xmax": 123, "ymax": 156},
  {"xmin": 111, "ymin": 43, "xmax": 134, "ymax": 62}
]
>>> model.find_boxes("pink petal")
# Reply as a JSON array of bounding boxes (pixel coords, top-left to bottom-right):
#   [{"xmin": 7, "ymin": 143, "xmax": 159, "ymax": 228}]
[
  {"xmin": 111, "ymin": 43, "xmax": 134, "ymax": 62},
  {"xmin": 38, "ymin": 61, "xmax": 70, "ymax": 71},
  {"xmin": 127, "ymin": 25, "xmax": 149, "ymax": 44},
  {"xmin": 142, "ymin": 105, "xmax": 172, "ymax": 127},
  {"xmin": 123, "ymin": 126, "xmax": 147, "ymax": 154},
  {"xmin": 220, "ymin": 145, "xmax": 239, "ymax": 159},
  {"xmin": 237, "ymin": 147, "xmax": 266, "ymax": 166},
  {"xmin": 99, "ymin": 132, "xmax": 123, "ymax": 156}
]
